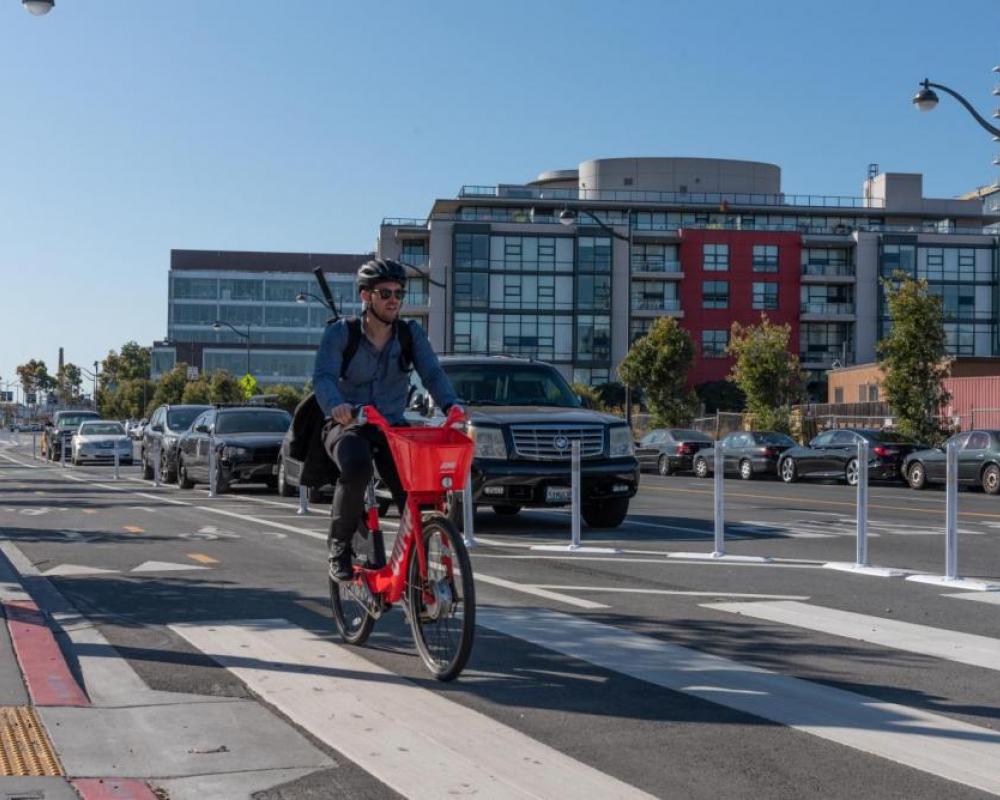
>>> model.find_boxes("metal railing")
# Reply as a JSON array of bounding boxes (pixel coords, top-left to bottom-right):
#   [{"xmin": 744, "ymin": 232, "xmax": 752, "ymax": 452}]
[
  {"xmin": 631, "ymin": 297, "xmax": 681, "ymax": 311},
  {"xmin": 802, "ymin": 262, "xmax": 855, "ymax": 277},
  {"xmin": 630, "ymin": 258, "xmax": 682, "ymax": 273},
  {"xmin": 458, "ymin": 185, "xmax": 885, "ymax": 209},
  {"xmin": 800, "ymin": 302, "xmax": 856, "ymax": 315}
]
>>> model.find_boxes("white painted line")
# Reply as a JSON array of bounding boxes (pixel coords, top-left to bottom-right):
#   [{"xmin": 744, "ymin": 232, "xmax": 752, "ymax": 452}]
[
  {"xmin": 669, "ymin": 552, "xmax": 770, "ymax": 563},
  {"xmin": 945, "ymin": 592, "xmax": 1000, "ymax": 605},
  {"xmin": 195, "ymin": 506, "xmax": 327, "ymax": 541},
  {"xmin": 41, "ymin": 564, "xmax": 118, "ymax": 577},
  {"xmin": 474, "ymin": 573, "xmax": 608, "ymax": 609},
  {"xmin": 171, "ymin": 618, "xmax": 654, "ymax": 800},
  {"xmin": 531, "ymin": 544, "xmax": 623, "ymax": 554},
  {"xmin": 702, "ymin": 600, "xmax": 1000, "ymax": 673},
  {"xmin": 471, "ymin": 554, "xmax": 822, "ymax": 569},
  {"xmin": 0, "ymin": 540, "xmax": 41, "ymax": 576},
  {"xmin": 131, "ymin": 561, "xmax": 208, "ymax": 573},
  {"xmin": 907, "ymin": 574, "xmax": 1000, "ymax": 592},
  {"xmin": 534, "ymin": 586, "xmax": 811, "ymax": 600},
  {"xmin": 823, "ymin": 562, "xmax": 910, "ymax": 578},
  {"xmin": 0, "ymin": 452, "xmax": 40, "ymax": 469},
  {"xmin": 476, "ymin": 606, "xmax": 1000, "ymax": 797}
]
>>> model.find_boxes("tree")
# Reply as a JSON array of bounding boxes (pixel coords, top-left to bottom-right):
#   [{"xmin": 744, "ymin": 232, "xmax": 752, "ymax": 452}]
[
  {"xmin": 570, "ymin": 382, "xmax": 604, "ymax": 411},
  {"xmin": 110, "ymin": 378, "xmax": 155, "ymax": 420},
  {"xmin": 148, "ymin": 364, "xmax": 190, "ymax": 413},
  {"xmin": 181, "ymin": 378, "xmax": 212, "ymax": 405},
  {"xmin": 695, "ymin": 379, "xmax": 746, "ymax": 414},
  {"xmin": 239, "ymin": 373, "xmax": 260, "ymax": 400},
  {"xmin": 618, "ymin": 317, "xmax": 697, "ymax": 426},
  {"xmin": 209, "ymin": 371, "xmax": 243, "ymax": 404},
  {"xmin": 727, "ymin": 315, "xmax": 803, "ymax": 433},
  {"xmin": 16, "ymin": 359, "xmax": 53, "ymax": 401},
  {"xmin": 270, "ymin": 384, "xmax": 304, "ymax": 414},
  {"xmin": 878, "ymin": 273, "xmax": 950, "ymax": 444},
  {"xmin": 56, "ymin": 363, "xmax": 83, "ymax": 404},
  {"xmin": 594, "ymin": 381, "xmax": 627, "ymax": 412}
]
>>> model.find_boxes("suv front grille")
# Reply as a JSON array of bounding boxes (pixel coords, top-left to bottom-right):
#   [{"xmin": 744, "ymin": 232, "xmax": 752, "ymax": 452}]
[{"xmin": 510, "ymin": 425, "xmax": 605, "ymax": 461}]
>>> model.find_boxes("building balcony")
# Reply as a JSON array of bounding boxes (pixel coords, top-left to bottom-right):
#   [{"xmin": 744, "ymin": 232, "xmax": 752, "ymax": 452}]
[
  {"xmin": 800, "ymin": 302, "xmax": 855, "ymax": 319},
  {"xmin": 800, "ymin": 349, "xmax": 855, "ymax": 368},
  {"xmin": 631, "ymin": 259, "xmax": 683, "ymax": 276},
  {"xmin": 631, "ymin": 299, "xmax": 683, "ymax": 317},
  {"xmin": 801, "ymin": 263, "xmax": 855, "ymax": 280}
]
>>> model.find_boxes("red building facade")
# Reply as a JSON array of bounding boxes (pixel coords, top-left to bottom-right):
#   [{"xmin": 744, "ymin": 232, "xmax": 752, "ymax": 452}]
[{"xmin": 677, "ymin": 229, "xmax": 802, "ymax": 386}]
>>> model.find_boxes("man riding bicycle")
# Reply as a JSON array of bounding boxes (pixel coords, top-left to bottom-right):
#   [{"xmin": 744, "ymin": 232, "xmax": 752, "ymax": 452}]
[{"xmin": 313, "ymin": 258, "xmax": 461, "ymax": 581}]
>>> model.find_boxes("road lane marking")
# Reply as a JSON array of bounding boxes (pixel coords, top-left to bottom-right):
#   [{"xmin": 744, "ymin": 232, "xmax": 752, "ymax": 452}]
[
  {"xmin": 131, "ymin": 561, "xmax": 207, "ymax": 573},
  {"xmin": 195, "ymin": 507, "xmax": 327, "ymax": 541},
  {"xmin": 944, "ymin": 592, "xmax": 1000, "ymax": 605},
  {"xmin": 474, "ymin": 573, "xmax": 609, "ymax": 609},
  {"xmin": 41, "ymin": 564, "xmax": 117, "ymax": 577},
  {"xmin": 187, "ymin": 553, "xmax": 219, "ymax": 565},
  {"xmin": 476, "ymin": 606, "xmax": 1000, "ymax": 797},
  {"xmin": 122, "ymin": 525, "xmax": 144, "ymax": 534},
  {"xmin": 535, "ymin": 586, "xmax": 811, "ymax": 600},
  {"xmin": 702, "ymin": 600, "xmax": 1000, "ymax": 673},
  {"xmin": 171, "ymin": 617, "xmax": 654, "ymax": 800},
  {"xmin": 472, "ymin": 553, "xmax": 822, "ymax": 569}
]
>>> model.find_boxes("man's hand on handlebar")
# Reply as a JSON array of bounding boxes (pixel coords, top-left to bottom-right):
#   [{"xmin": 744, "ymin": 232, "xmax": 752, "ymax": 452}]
[{"xmin": 331, "ymin": 403, "xmax": 355, "ymax": 426}]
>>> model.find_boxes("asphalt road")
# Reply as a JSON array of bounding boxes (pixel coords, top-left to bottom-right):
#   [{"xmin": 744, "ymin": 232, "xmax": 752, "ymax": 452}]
[{"xmin": 2, "ymin": 430, "xmax": 1000, "ymax": 799}]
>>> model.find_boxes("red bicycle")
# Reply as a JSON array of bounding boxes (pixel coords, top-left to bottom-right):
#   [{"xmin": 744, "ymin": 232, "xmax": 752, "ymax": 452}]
[{"xmin": 329, "ymin": 404, "xmax": 477, "ymax": 681}]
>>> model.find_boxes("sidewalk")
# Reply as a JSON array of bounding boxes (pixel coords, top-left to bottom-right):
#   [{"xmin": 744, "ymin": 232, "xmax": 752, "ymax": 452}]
[{"xmin": 0, "ymin": 542, "xmax": 333, "ymax": 800}]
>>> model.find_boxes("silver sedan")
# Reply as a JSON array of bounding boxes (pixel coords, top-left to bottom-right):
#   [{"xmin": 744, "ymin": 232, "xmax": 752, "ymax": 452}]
[{"xmin": 71, "ymin": 421, "xmax": 134, "ymax": 466}]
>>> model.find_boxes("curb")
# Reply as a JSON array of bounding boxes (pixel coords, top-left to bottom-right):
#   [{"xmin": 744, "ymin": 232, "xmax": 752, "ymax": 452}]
[{"xmin": 72, "ymin": 778, "xmax": 160, "ymax": 800}]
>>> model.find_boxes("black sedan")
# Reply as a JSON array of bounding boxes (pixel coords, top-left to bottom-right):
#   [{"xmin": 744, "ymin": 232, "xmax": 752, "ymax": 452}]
[
  {"xmin": 779, "ymin": 429, "xmax": 918, "ymax": 486},
  {"xmin": 692, "ymin": 431, "xmax": 797, "ymax": 480},
  {"xmin": 177, "ymin": 406, "xmax": 292, "ymax": 493},
  {"xmin": 635, "ymin": 428, "xmax": 714, "ymax": 475},
  {"xmin": 903, "ymin": 429, "xmax": 1000, "ymax": 494}
]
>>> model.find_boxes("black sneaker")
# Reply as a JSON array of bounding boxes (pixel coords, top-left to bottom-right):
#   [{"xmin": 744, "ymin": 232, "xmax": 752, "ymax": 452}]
[{"xmin": 329, "ymin": 542, "xmax": 353, "ymax": 581}]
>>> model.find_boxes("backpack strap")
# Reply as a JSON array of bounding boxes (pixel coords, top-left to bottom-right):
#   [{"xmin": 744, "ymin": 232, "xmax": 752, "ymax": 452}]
[{"xmin": 339, "ymin": 316, "xmax": 415, "ymax": 379}]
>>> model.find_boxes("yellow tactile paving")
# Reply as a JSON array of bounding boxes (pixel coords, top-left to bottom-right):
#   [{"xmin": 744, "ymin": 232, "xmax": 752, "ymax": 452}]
[
  {"xmin": 187, "ymin": 553, "xmax": 218, "ymax": 565},
  {"xmin": 0, "ymin": 706, "xmax": 63, "ymax": 777}
]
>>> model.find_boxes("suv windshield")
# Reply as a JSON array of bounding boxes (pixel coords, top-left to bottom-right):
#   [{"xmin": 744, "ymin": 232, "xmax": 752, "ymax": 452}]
[
  {"xmin": 58, "ymin": 414, "xmax": 99, "ymax": 428},
  {"xmin": 216, "ymin": 410, "xmax": 291, "ymax": 434},
  {"xmin": 442, "ymin": 364, "xmax": 581, "ymax": 408},
  {"xmin": 79, "ymin": 423, "xmax": 124, "ymax": 436},
  {"xmin": 167, "ymin": 407, "xmax": 208, "ymax": 431}
]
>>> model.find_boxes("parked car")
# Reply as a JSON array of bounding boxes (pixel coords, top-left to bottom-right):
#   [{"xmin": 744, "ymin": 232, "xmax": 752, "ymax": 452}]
[
  {"xmin": 140, "ymin": 405, "xmax": 212, "ymax": 482},
  {"xmin": 903, "ymin": 430, "xmax": 1000, "ymax": 494},
  {"xmin": 406, "ymin": 356, "xmax": 639, "ymax": 528},
  {"xmin": 276, "ymin": 427, "xmax": 328, "ymax": 503},
  {"xmin": 176, "ymin": 405, "xmax": 292, "ymax": 493},
  {"xmin": 44, "ymin": 410, "xmax": 102, "ymax": 461},
  {"xmin": 71, "ymin": 421, "xmax": 133, "ymax": 466},
  {"xmin": 635, "ymin": 428, "xmax": 714, "ymax": 476},
  {"xmin": 692, "ymin": 431, "xmax": 797, "ymax": 480},
  {"xmin": 779, "ymin": 429, "xmax": 919, "ymax": 486},
  {"xmin": 129, "ymin": 419, "xmax": 147, "ymax": 440}
]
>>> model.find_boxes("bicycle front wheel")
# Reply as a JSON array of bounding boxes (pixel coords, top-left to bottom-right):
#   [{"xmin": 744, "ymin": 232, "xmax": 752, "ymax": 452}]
[
  {"xmin": 406, "ymin": 514, "xmax": 475, "ymax": 681},
  {"xmin": 330, "ymin": 573, "xmax": 375, "ymax": 645}
]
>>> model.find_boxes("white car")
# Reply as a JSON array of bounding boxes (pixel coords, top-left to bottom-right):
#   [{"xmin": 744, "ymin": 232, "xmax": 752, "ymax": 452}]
[{"xmin": 71, "ymin": 421, "xmax": 134, "ymax": 466}]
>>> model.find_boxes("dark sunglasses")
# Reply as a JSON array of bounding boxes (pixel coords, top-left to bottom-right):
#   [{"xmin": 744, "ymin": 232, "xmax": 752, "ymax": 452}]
[{"xmin": 372, "ymin": 288, "xmax": 406, "ymax": 300}]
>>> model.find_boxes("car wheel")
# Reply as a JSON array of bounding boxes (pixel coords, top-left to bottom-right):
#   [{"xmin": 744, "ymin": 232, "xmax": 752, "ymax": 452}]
[
  {"xmin": 178, "ymin": 459, "xmax": 195, "ymax": 489},
  {"xmin": 780, "ymin": 458, "xmax": 798, "ymax": 483},
  {"xmin": 582, "ymin": 497, "xmax": 629, "ymax": 528},
  {"xmin": 845, "ymin": 458, "xmax": 860, "ymax": 487},
  {"xmin": 739, "ymin": 459, "xmax": 753, "ymax": 481},
  {"xmin": 276, "ymin": 459, "xmax": 295, "ymax": 497},
  {"xmin": 907, "ymin": 461, "xmax": 927, "ymax": 490},
  {"xmin": 982, "ymin": 464, "xmax": 1000, "ymax": 495},
  {"xmin": 693, "ymin": 456, "xmax": 709, "ymax": 479},
  {"xmin": 492, "ymin": 505, "xmax": 521, "ymax": 516},
  {"xmin": 214, "ymin": 466, "xmax": 230, "ymax": 495},
  {"xmin": 163, "ymin": 453, "xmax": 178, "ymax": 484},
  {"xmin": 657, "ymin": 455, "xmax": 672, "ymax": 476}
]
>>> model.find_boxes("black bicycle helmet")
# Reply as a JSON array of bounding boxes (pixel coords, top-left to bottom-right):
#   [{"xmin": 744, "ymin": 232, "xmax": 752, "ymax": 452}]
[{"xmin": 356, "ymin": 258, "xmax": 408, "ymax": 290}]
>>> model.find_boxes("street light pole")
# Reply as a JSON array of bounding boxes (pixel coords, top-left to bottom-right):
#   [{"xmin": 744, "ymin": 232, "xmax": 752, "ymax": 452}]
[
  {"xmin": 212, "ymin": 320, "xmax": 253, "ymax": 378},
  {"xmin": 559, "ymin": 206, "xmax": 634, "ymax": 428},
  {"xmin": 913, "ymin": 78, "xmax": 1000, "ymax": 137}
]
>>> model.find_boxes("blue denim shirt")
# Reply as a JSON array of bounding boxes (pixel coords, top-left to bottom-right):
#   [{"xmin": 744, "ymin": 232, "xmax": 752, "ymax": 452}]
[{"xmin": 313, "ymin": 318, "xmax": 458, "ymax": 425}]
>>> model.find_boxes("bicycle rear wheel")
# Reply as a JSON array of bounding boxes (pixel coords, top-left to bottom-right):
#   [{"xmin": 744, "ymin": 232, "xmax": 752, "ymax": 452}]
[
  {"xmin": 406, "ymin": 515, "xmax": 475, "ymax": 681},
  {"xmin": 329, "ymin": 573, "xmax": 375, "ymax": 645}
]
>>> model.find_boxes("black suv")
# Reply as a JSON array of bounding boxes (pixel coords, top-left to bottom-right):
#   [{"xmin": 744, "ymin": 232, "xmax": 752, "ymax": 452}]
[
  {"xmin": 408, "ymin": 356, "xmax": 639, "ymax": 528},
  {"xmin": 141, "ymin": 404, "xmax": 212, "ymax": 482},
  {"xmin": 44, "ymin": 410, "xmax": 101, "ymax": 460}
]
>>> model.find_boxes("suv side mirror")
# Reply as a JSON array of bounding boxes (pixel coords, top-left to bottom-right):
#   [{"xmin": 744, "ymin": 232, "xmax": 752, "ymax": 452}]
[
  {"xmin": 195, "ymin": 424, "xmax": 210, "ymax": 434},
  {"xmin": 151, "ymin": 423, "xmax": 164, "ymax": 433}
]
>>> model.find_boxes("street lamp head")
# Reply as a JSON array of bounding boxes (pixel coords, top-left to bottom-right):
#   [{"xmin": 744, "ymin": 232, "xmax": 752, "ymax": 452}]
[
  {"xmin": 558, "ymin": 208, "xmax": 577, "ymax": 226},
  {"xmin": 913, "ymin": 79, "xmax": 939, "ymax": 112},
  {"xmin": 22, "ymin": 0, "xmax": 54, "ymax": 15},
  {"xmin": 295, "ymin": 293, "xmax": 307, "ymax": 304},
  {"xmin": 212, "ymin": 321, "xmax": 222, "ymax": 331}
]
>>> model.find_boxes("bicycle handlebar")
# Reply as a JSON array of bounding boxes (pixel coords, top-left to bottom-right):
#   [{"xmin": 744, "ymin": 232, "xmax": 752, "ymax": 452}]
[{"xmin": 354, "ymin": 404, "xmax": 466, "ymax": 431}]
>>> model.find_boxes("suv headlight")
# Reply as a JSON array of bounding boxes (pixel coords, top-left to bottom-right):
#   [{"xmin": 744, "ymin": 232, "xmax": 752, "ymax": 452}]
[
  {"xmin": 609, "ymin": 425, "xmax": 634, "ymax": 457},
  {"xmin": 469, "ymin": 425, "xmax": 506, "ymax": 459},
  {"xmin": 223, "ymin": 446, "xmax": 250, "ymax": 459}
]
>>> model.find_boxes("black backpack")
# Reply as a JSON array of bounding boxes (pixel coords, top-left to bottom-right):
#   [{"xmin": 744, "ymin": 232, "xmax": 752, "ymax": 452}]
[{"xmin": 339, "ymin": 316, "xmax": 414, "ymax": 379}]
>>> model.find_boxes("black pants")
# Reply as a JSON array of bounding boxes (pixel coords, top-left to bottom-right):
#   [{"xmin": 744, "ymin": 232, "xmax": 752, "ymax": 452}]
[{"xmin": 323, "ymin": 422, "xmax": 406, "ymax": 547}]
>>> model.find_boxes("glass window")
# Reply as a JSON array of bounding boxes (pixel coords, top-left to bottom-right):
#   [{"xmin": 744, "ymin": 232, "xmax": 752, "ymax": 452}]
[
  {"xmin": 703, "ymin": 243, "xmax": 729, "ymax": 271},
  {"xmin": 441, "ymin": 363, "xmax": 581, "ymax": 407},
  {"xmin": 578, "ymin": 236, "xmax": 612, "ymax": 272},
  {"xmin": 702, "ymin": 280, "xmax": 729, "ymax": 309},
  {"xmin": 576, "ymin": 315, "xmax": 611, "ymax": 361},
  {"xmin": 576, "ymin": 274, "xmax": 611, "ymax": 311},
  {"xmin": 166, "ymin": 407, "xmax": 209, "ymax": 431},
  {"xmin": 455, "ymin": 233, "xmax": 490, "ymax": 269},
  {"xmin": 219, "ymin": 279, "xmax": 263, "ymax": 301},
  {"xmin": 264, "ymin": 280, "xmax": 310, "ymax": 302},
  {"xmin": 752, "ymin": 282, "xmax": 779, "ymax": 310},
  {"xmin": 965, "ymin": 432, "xmax": 990, "ymax": 450},
  {"xmin": 173, "ymin": 277, "xmax": 218, "ymax": 299},
  {"xmin": 401, "ymin": 240, "xmax": 428, "ymax": 267},
  {"xmin": 454, "ymin": 272, "xmax": 489, "ymax": 309},
  {"xmin": 173, "ymin": 303, "xmax": 218, "ymax": 325},
  {"xmin": 219, "ymin": 304, "xmax": 263, "ymax": 326},
  {"xmin": 264, "ymin": 306, "xmax": 308, "ymax": 328},
  {"xmin": 215, "ymin": 410, "xmax": 292, "ymax": 434},
  {"xmin": 811, "ymin": 431, "xmax": 835, "ymax": 447},
  {"xmin": 453, "ymin": 312, "xmax": 488, "ymax": 353},
  {"xmin": 752, "ymin": 244, "xmax": 779, "ymax": 272},
  {"xmin": 702, "ymin": 329, "xmax": 729, "ymax": 357},
  {"xmin": 880, "ymin": 244, "xmax": 916, "ymax": 276}
]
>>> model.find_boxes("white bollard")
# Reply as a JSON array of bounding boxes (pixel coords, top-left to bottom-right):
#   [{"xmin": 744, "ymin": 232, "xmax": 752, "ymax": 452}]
[
  {"xmin": 297, "ymin": 483, "xmax": 308, "ymax": 515},
  {"xmin": 712, "ymin": 441, "xmax": 725, "ymax": 557},
  {"xmin": 61, "ymin": 438, "xmax": 67, "ymax": 468},
  {"xmin": 945, "ymin": 438, "xmax": 958, "ymax": 580},
  {"xmin": 570, "ymin": 439, "xmax": 582, "ymax": 549},
  {"xmin": 113, "ymin": 446, "xmax": 120, "ymax": 481},
  {"xmin": 462, "ymin": 464, "xmax": 477, "ymax": 548},
  {"xmin": 152, "ymin": 440, "xmax": 162, "ymax": 487},
  {"xmin": 32, "ymin": 432, "xmax": 37, "ymax": 460},
  {"xmin": 856, "ymin": 439, "xmax": 869, "ymax": 567},
  {"xmin": 208, "ymin": 437, "xmax": 217, "ymax": 498}
]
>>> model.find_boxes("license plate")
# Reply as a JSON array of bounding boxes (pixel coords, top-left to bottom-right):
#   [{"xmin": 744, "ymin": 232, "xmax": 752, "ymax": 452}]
[{"xmin": 545, "ymin": 486, "xmax": 571, "ymax": 503}]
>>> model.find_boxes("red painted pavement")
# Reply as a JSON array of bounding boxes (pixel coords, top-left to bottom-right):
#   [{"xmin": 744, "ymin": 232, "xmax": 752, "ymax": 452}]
[
  {"xmin": 72, "ymin": 779, "xmax": 159, "ymax": 800},
  {"xmin": 2, "ymin": 599, "xmax": 89, "ymax": 707}
]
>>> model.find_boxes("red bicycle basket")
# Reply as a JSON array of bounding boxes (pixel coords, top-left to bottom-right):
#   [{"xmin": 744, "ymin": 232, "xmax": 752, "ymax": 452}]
[{"xmin": 384, "ymin": 425, "xmax": 475, "ymax": 493}]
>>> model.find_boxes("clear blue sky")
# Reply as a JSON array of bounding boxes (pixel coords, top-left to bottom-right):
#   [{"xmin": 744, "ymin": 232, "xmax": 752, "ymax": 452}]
[{"xmin": 2, "ymin": 0, "xmax": 999, "ymax": 397}]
